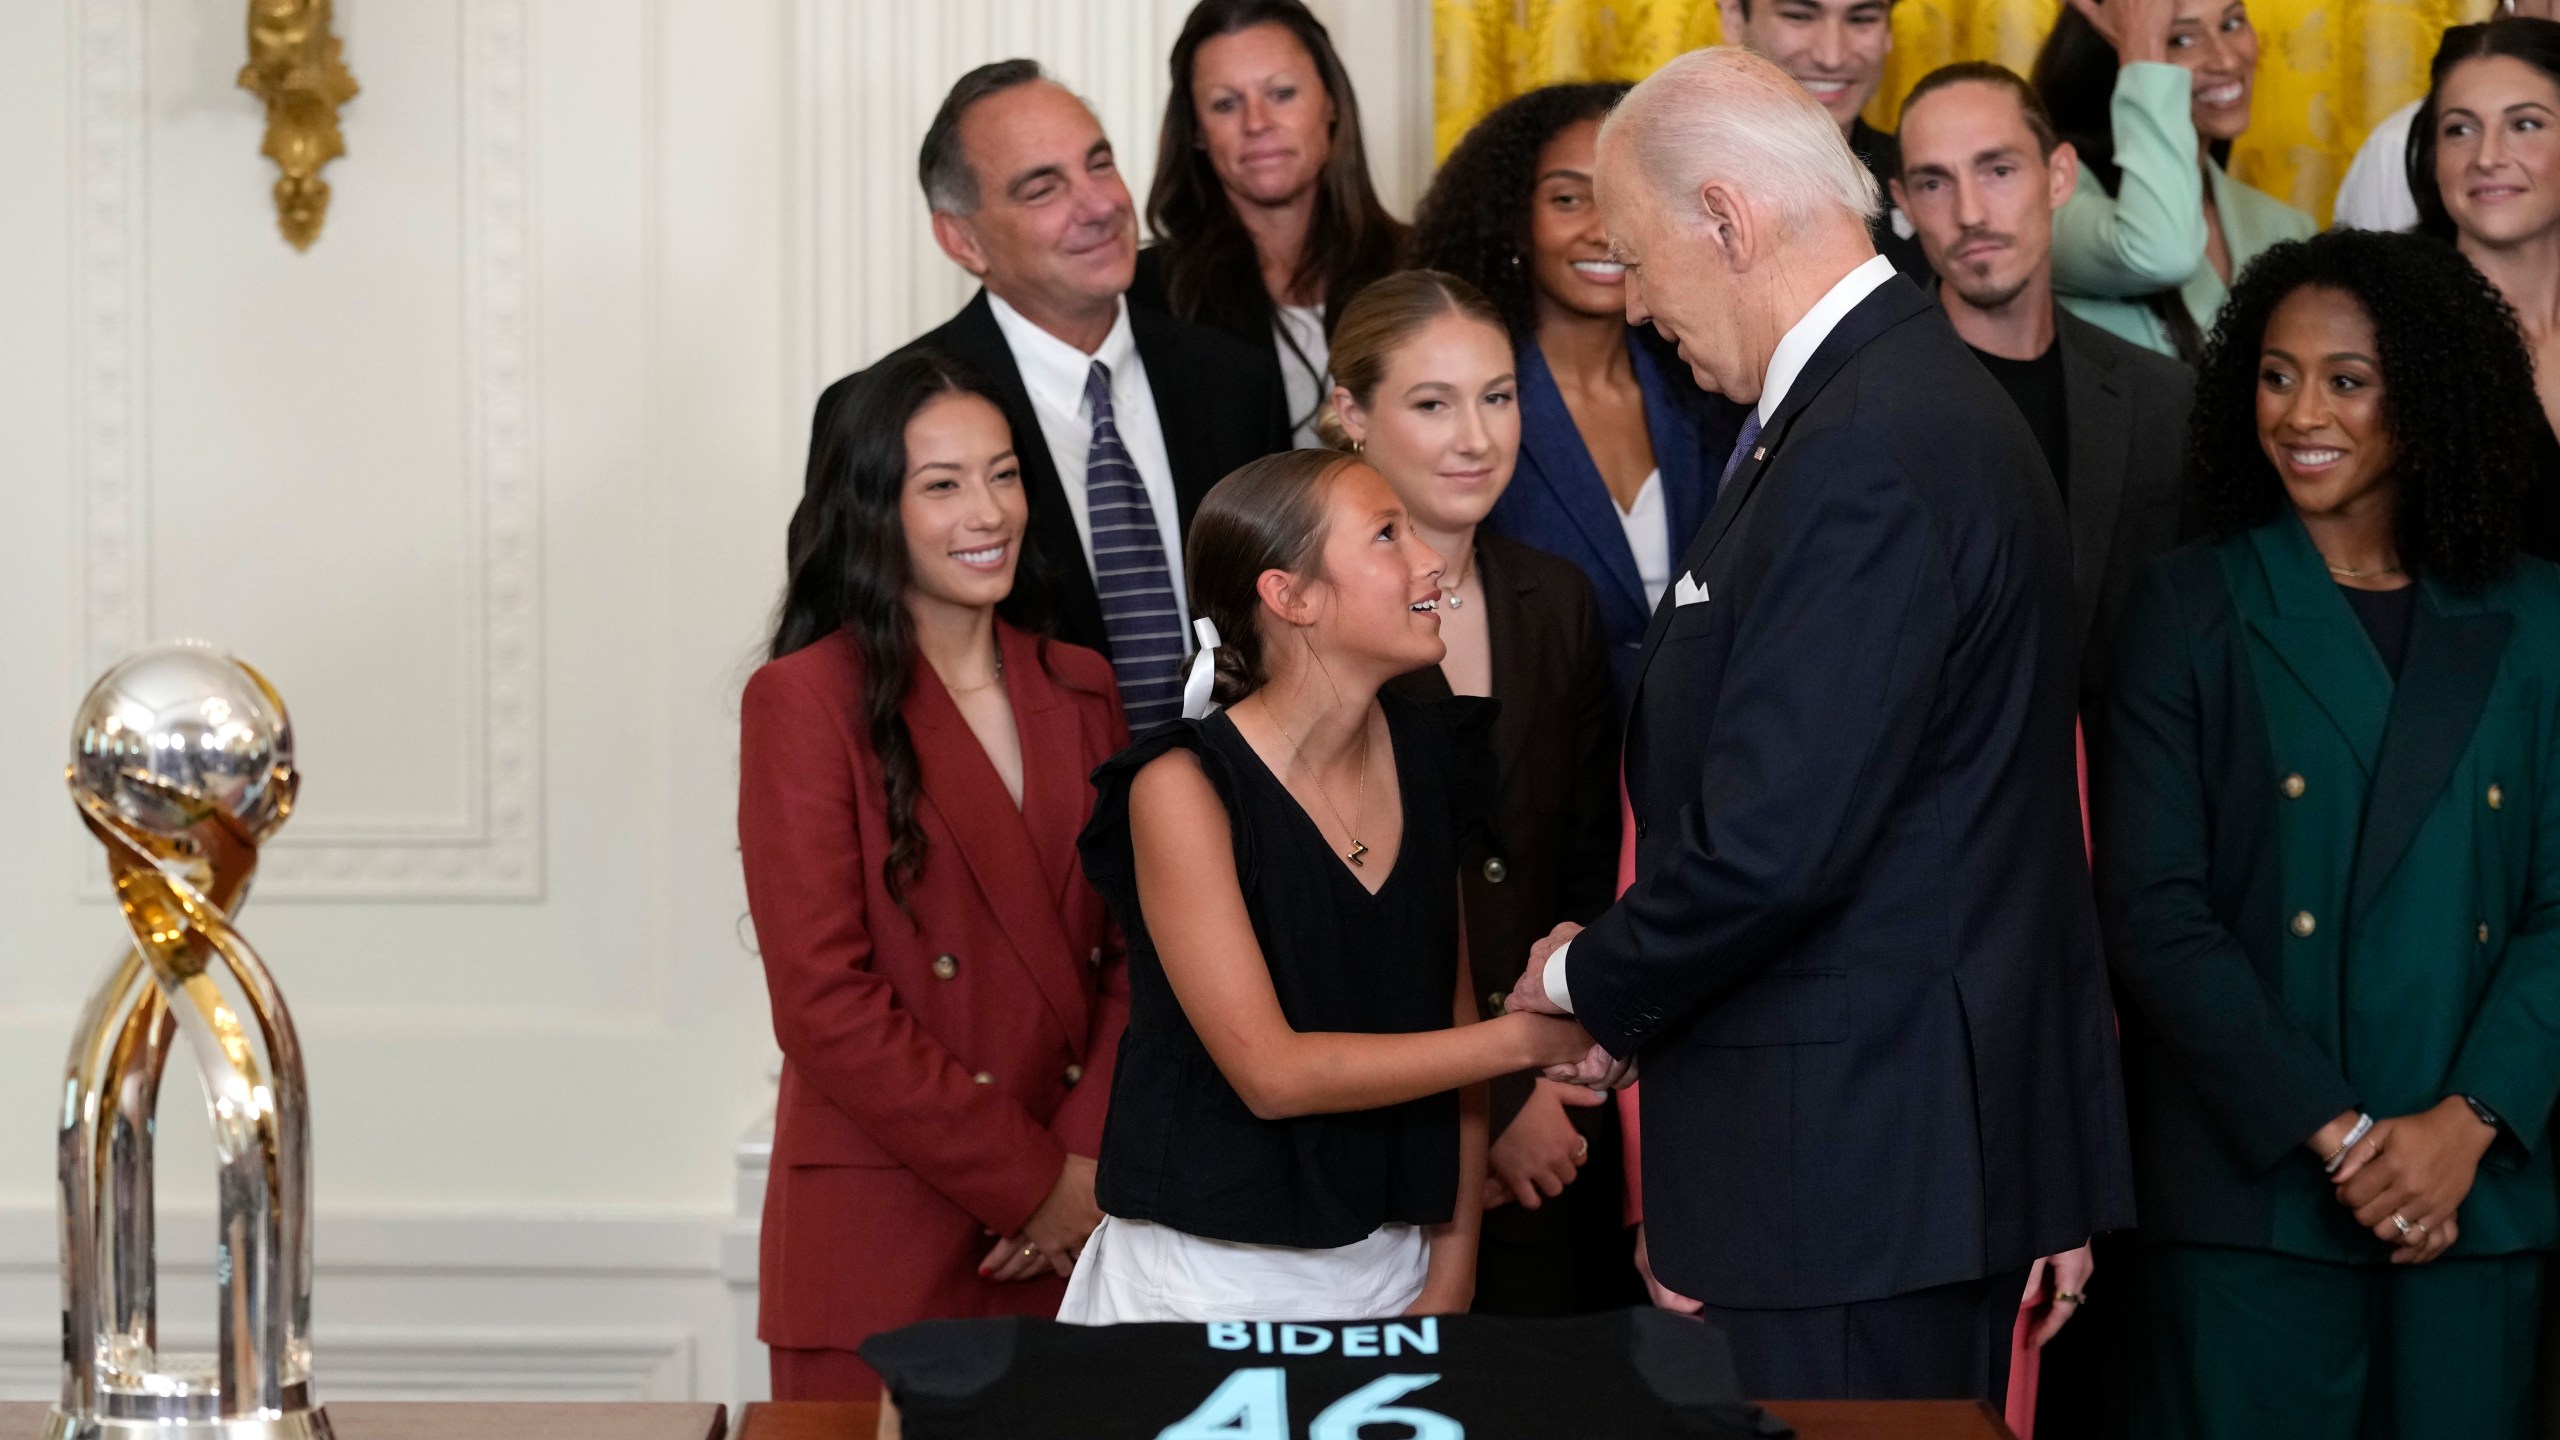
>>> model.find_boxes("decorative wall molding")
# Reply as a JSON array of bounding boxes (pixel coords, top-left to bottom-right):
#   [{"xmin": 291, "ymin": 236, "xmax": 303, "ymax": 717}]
[
  {"xmin": 72, "ymin": 0, "xmax": 545, "ymax": 901},
  {"xmin": 0, "ymin": 1208, "xmax": 730, "ymax": 1404},
  {"xmin": 0, "ymin": 1326, "xmax": 695, "ymax": 1403}
]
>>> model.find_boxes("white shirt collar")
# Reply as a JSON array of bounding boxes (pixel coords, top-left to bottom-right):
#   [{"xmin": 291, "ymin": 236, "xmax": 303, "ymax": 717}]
[
  {"xmin": 1756, "ymin": 253, "xmax": 1898, "ymax": 425},
  {"xmin": 984, "ymin": 291, "xmax": 1138, "ymax": 418}
]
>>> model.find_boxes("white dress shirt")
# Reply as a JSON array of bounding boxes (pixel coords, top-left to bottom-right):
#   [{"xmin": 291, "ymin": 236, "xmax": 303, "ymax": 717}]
[
  {"xmin": 985, "ymin": 292, "xmax": 1193, "ymax": 634},
  {"xmin": 1618, "ymin": 468, "xmax": 1672, "ymax": 611},
  {"xmin": 1543, "ymin": 252, "xmax": 1900, "ymax": 1015},
  {"xmin": 1275, "ymin": 303, "xmax": 1330, "ymax": 450},
  {"xmin": 2334, "ymin": 99, "xmax": 2421, "ymax": 234}
]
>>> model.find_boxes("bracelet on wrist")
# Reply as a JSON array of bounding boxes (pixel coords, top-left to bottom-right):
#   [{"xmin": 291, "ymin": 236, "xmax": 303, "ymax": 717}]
[{"xmin": 2324, "ymin": 1113, "xmax": 2375, "ymax": 1175}]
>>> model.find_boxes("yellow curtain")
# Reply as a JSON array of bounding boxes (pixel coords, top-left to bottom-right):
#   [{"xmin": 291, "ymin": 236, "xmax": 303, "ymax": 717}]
[{"xmin": 1432, "ymin": 0, "xmax": 2487, "ymax": 223}]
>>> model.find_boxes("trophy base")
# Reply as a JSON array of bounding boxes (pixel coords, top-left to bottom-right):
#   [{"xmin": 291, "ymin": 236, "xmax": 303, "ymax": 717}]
[{"xmin": 45, "ymin": 1409, "xmax": 333, "ymax": 1440}]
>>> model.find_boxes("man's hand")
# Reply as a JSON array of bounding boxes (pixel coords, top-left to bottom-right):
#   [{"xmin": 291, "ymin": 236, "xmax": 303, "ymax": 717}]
[
  {"xmin": 1506, "ymin": 922, "xmax": 1583, "ymax": 1017},
  {"xmin": 1544, "ymin": 1042, "xmax": 1636, "ymax": 1090},
  {"xmin": 1634, "ymin": 1225, "xmax": 1703, "ymax": 1314},
  {"xmin": 2022, "ymin": 1244, "xmax": 2095, "ymax": 1347},
  {"xmin": 2331, "ymin": 1097, "xmax": 2494, "ymax": 1256},
  {"xmin": 1485, "ymin": 1079, "xmax": 1608, "ymax": 1209}
]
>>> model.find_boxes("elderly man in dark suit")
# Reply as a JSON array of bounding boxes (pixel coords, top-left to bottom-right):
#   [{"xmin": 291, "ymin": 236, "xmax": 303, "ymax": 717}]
[
  {"xmin": 1506, "ymin": 46, "xmax": 2134, "ymax": 1403},
  {"xmin": 813, "ymin": 60, "xmax": 1290, "ymax": 726}
]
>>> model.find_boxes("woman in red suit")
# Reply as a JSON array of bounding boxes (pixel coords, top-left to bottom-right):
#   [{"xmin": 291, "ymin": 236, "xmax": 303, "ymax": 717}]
[{"xmin": 738, "ymin": 352, "xmax": 1130, "ymax": 1399}]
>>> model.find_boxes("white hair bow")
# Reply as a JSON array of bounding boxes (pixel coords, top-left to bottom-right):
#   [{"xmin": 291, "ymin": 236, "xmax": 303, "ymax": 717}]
[{"xmin": 1181, "ymin": 617, "xmax": 1223, "ymax": 720}]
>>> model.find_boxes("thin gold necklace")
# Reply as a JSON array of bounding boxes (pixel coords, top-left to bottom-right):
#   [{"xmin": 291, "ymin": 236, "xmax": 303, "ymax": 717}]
[
  {"xmin": 1267, "ymin": 702, "xmax": 1372, "ymax": 867},
  {"xmin": 2326, "ymin": 560, "xmax": 2405, "ymax": 580},
  {"xmin": 1440, "ymin": 544, "xmax": 1474, "ymax": 610},
  {"xmin": 944, "ymin": 639, "xmax": 1006, "ymax": 693}
]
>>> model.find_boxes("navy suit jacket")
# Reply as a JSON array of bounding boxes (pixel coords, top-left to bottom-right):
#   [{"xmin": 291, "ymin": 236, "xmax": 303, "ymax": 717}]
[
  {"xmin": 1483, "ymin": 332, "xmax": 1743, "ymax": 702},
  {"xmin": 1571, "ymin": 276, "xmax": 2135, "ymax": 1309}
]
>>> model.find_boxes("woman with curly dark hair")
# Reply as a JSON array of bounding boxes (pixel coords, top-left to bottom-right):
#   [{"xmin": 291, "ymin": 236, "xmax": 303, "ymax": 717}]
[
  {"xmin": 2100, "ymin": 228, "xmax": 2560, "ymax": 1438},
  {"xmin": 1408, "ymin": 83, "xmax": 1745, "ymax": 701},
  {"xmin": 1130, "ymin": 0, "xmax": 1403, "ymax": 448}
]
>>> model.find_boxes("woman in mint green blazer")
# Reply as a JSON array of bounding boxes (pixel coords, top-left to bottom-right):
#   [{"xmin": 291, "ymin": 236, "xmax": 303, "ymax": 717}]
[
  {"xmin": 2103, "ymin": 231, "xmax": 2560, "ymax": 1438},
  {"xmin": 2032, "ymin": 0, "xmax": 2314, "ymax": 360}
]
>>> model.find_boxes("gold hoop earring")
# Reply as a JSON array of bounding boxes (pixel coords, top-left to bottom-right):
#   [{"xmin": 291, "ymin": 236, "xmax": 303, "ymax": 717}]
[{"xmin": 1351, "ymin": 437, "xmax": 1364, "ymax": 455}]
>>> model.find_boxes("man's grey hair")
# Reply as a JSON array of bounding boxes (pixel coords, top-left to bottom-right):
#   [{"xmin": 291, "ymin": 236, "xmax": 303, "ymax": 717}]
[
  {"xmin": 919, "ymin": 58, "xmax": 1047, "ymax": 216},
  {"xmin": 1601, "ymin": 47, "xmax": 1879, "ymax": 238}
]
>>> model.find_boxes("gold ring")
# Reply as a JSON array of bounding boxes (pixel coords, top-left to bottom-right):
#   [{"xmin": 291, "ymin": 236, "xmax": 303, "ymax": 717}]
[
  {"xmin": 2053, "ymin": 1291, "xmax": 2085, "ymax": 1306},
  {"xmin": 1021, "ymin": 1244, "xmax": 1038, "ymax": 1258},
  {"xmin": 2391, "ymin": 1213, "xmax": 2412, "ymax": 1236},
  {"xmin": 1572, "ymin": 1139, "xmax": 1590, "ymax": 1163}
]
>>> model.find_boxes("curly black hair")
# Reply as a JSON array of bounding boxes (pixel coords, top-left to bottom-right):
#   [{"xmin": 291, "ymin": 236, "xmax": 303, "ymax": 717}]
[
  {"xmin": 2190, "ymin": 229, "xmax": 2532, "ymax": 590},
  {"xmin": 1406, "ymin": 82, "xmax": 1630, "ymax": 337}
]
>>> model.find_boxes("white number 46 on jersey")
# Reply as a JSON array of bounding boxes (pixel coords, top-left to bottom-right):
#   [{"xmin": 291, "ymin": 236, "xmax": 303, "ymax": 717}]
[{"xmin": 1157, "ymin": 1369, "xmax": 1462, "ymax": 1440}]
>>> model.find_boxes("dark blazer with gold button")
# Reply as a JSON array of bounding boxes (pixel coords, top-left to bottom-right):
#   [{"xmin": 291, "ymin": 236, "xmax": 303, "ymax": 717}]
[
  {"xmin": 738, "ymin": 622, "xmax": 1130, "ymax": 1379},
  {"xmin": 2100, "ymin": 516, "xmax": 2560, "ymax": 1259},
  {"xmin": 1386, "ymin": 533, "xmax": 1622, "ymax": 1133}
]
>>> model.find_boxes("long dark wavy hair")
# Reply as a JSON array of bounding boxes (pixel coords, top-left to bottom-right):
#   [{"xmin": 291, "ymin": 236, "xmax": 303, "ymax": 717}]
[
  {"xmin": 771, "ymin": 352, "xmax": 1057, "ymax": 906},
  {"xmin": 2031, "ymin": 10, "xmax": 2228, "ymax": 362},
  {"xmin": 2189, "ymin": 230, "xmax": 2531, "ymax": 589},
  {"xmin": 1146, "ymin": 0, "xmax": 1403, "ymax": 336},
  {"xmin": 1407, "ymin": 82, "xmax": 1631, "ymax": 339},
  {"xmin": 2409, "ymin": 19, "xmax": 2560, "ymax": 242}
]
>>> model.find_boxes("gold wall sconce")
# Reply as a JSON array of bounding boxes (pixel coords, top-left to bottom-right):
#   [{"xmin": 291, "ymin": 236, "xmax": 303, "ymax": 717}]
[{"xmin": 238, "ymin": 0, "xmax": 360, "ymax": 250}]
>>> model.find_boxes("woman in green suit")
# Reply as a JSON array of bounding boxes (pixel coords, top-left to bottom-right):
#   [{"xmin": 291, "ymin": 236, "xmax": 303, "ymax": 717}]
[
  {"xmin": 2032, "ymin": 0, "xmax": 2313, "ymax": 361},
  {"xmin": 2103, "ymin": 229, "xmax": 2560, "ymax": 1439}
]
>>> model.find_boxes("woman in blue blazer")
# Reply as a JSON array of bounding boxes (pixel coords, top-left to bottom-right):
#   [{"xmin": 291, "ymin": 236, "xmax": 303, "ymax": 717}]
[{"xmin": 1410, "ymin": 84, "xmax": 1745, "ymax": 703}]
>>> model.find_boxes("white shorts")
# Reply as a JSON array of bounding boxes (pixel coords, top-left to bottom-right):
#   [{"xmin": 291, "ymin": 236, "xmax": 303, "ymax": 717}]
[{"xmin": 1056, "ymin": 1215, "xmax": 1430, "ymax": 1324}]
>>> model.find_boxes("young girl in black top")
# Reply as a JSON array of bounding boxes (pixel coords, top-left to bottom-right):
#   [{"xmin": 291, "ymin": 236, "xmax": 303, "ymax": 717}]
[{"xmin": 1061, "ymin": 450, "xmax": 1596, "ymax": 1322}]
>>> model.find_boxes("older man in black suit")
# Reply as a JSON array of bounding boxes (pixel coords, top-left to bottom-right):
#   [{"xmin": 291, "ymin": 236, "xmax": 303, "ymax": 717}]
[
  {"xmin": 1507, "ymin": 46, "xmax": 2134, "ymax": 1403},
  {"xmin": 812, "ymin": 60, "xmax": 1290, "ymax": 726}
]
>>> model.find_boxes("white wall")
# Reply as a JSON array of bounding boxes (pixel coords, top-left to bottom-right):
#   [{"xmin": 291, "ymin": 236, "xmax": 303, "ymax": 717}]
[{"xmin": 0, "ymin": 0, "xmax": 1431, "ymax": 1407}]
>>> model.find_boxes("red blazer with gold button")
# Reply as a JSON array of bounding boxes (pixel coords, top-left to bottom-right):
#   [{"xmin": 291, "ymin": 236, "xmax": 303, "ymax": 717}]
[{"xmin": 738, "ymin": 621, "xmax": 1129, "ymax": 1377}]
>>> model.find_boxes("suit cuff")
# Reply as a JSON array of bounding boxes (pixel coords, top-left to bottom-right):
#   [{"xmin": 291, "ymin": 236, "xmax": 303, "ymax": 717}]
[{"xmin": 1544, "ymin": 940, "xmax": 1576, "ymax": 1013}]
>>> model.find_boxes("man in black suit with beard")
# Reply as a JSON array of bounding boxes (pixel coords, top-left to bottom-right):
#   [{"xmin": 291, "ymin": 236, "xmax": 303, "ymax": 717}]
[
  {"xmin": 1508, "ymin": 47, "xmax": 2133, "ymax": 1403},
  {"xmin": 1891, "ymin": 61, "xmax": 2196, "ymax": 1432},
  {"xmin": 812, "ymin": 59, "xmax": 1290, "ymax": 727}
]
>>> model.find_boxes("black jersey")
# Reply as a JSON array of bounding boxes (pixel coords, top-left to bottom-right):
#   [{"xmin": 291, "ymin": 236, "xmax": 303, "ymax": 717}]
[{"xmin": 860, "ymin": 1309, "xmax": 1790, "ymax": 1439}]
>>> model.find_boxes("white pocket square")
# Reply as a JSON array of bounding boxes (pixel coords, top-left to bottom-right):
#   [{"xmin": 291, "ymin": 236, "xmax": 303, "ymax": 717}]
[{"xmin": 1675, "ymin": 571, "xmax": 1711, "ymax": 607}]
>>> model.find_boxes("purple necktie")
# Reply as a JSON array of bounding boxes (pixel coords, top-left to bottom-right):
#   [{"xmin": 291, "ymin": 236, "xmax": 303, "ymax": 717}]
[
  {"xmin": 1718, "ymin": 409, "xmax": 1765, "ymax": 496},
  {"xmin": 1083, "ymin": 360, "xmax": 1186, "ymax": 727}
]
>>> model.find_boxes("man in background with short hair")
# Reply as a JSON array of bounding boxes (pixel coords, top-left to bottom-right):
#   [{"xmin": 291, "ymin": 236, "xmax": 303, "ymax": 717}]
[
  {"xmin": 816, "ymin": 60, "xmax": 1291, "ymax": 727},
  {"xmin": 1892, "ymin": 61, "xmax": 2193, "ymax": 739},
  {"xmin": 1719, "ymin": 0, "xmax": 1931, "ymax": 276}
]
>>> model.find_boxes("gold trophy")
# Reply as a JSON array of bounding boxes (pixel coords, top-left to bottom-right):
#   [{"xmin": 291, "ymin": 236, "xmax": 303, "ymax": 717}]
[{"xmin": 53, "ymin": 644, "xmax": 329, "ymax": 1440}]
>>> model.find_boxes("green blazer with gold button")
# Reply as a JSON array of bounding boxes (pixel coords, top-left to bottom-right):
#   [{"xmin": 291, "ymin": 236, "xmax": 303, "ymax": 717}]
[{"xmin": 2099, "ymin": 514, "xmax": 2560, "ymax": 1261}]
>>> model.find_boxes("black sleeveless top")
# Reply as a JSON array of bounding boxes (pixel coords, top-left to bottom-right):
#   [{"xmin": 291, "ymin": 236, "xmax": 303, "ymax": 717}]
[{"xmin": 1078, "ymin": 693, "xmax": 1497, "ymax": 1249}]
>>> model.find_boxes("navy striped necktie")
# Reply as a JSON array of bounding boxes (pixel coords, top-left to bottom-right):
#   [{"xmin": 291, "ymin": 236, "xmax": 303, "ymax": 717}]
[{"xmin": 1083, "ymin": 360, "xmax": 1186, "ymax": 727}]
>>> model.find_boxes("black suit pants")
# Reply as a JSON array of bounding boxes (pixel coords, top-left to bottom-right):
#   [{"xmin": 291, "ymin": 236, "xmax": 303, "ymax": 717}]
[{"xmin": 1695, "ymin": 1266, "xmax": 2029, "ymax": 1402}]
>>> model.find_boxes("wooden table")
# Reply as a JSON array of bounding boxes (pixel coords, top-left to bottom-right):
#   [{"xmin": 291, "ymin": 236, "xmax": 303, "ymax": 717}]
[
  {"xmin": 0, "ymin": 1401, "xmax": 727, "ymax": 1440},
  {"xmin": 734, "ymin": 1398, "xmax": 2017, "ymax": 1439}
]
